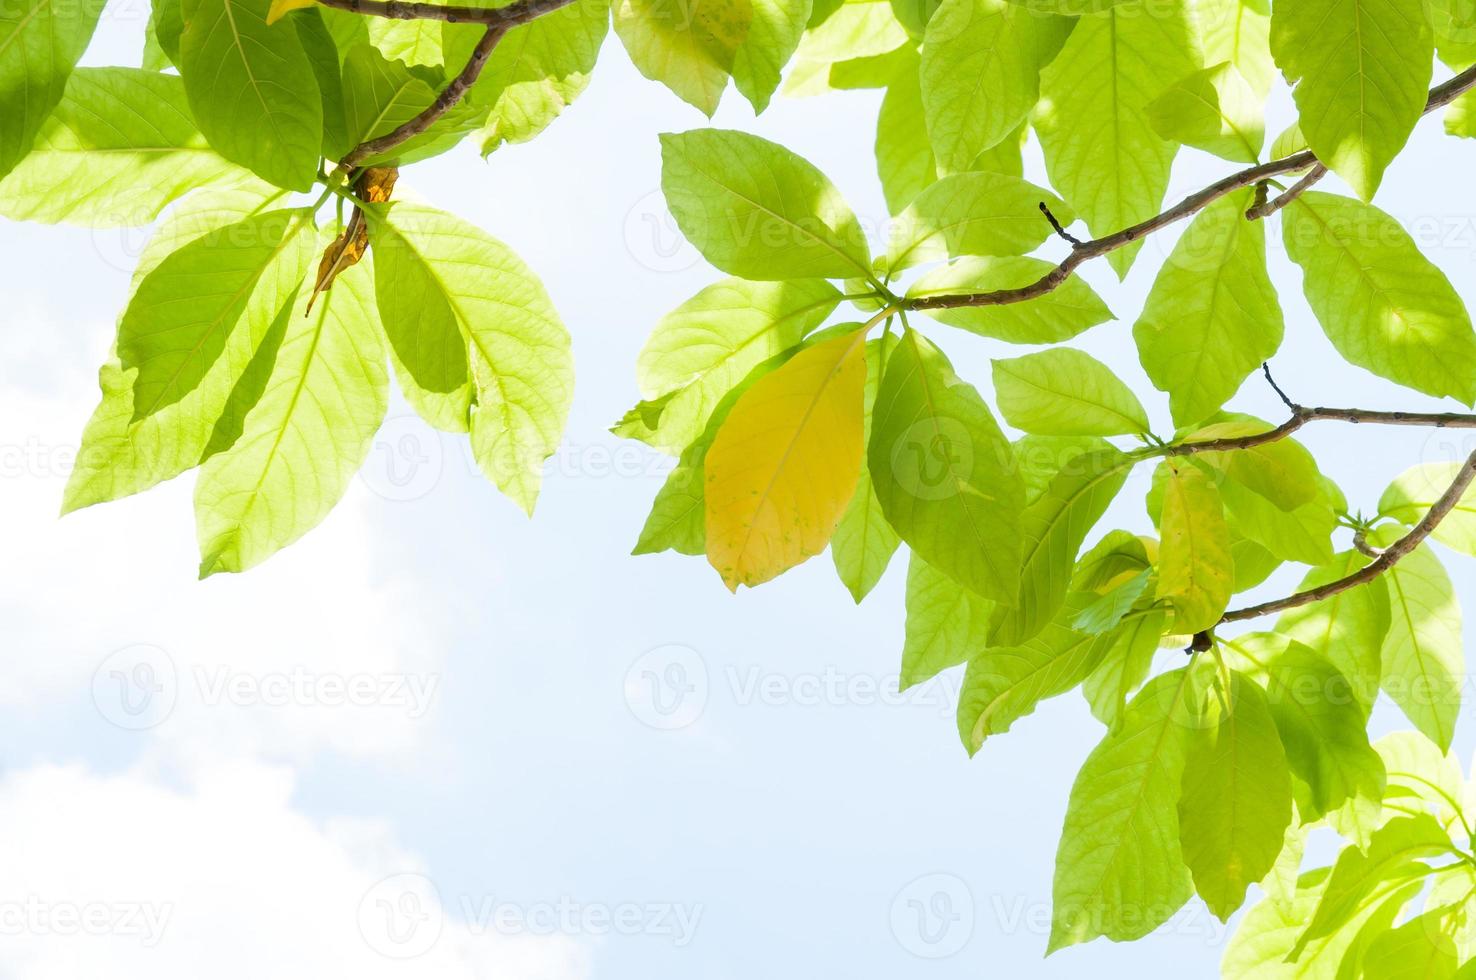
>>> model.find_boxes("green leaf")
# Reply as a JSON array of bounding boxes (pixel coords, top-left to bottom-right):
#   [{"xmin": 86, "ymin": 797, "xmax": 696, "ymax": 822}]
[
  {"xmin": 1362, "ymin": 911, "xmax": 1460, "ymax": 980},
  {"xmin": 660, "ymin": 128, "xmax": 873, "ymax": 281},
  {"xmin": 784, "ymin": 0, "xmax": 909, "ymax": 95},
  {"xmin": 195, "ymin": 255, "xmax": 388, "ymax": 574},
  {"xmin": 900, "ymin": 551, "xmax": 992, "ymax": 689},
  {"xmin": 1081, "ymin": 607, "xmax": 1165, "ymax": 731},
  {"xmin": 1380, "ymin": 462, "xmax": 1476, "ymax": 557},
  {"xmin": 0, "ymin": 0, "xmax": 106, "ymax": 179},
  {"xmin": 1219, "ymin": 476, "xmax": 1336, "ymax": 566},
  {"xmin": 991, "ymin": 447, "xmax": 1134, "ymax": 645},
  {"xmin": 341, "ymin": 44, "xmax": 485, "ymax": 166},
  {"xmin": 1049, "ymin": 664, "xmax": 1205, "ymax": 951},
  {"xmin": 885, "ymin": 171, "xmax": 1073, "ymax": 270},
  {"xmin": 1449, "ymin": 89, "xmax": 1476, "ymax": 138},
  {"xmin": 874, "ymin": 50, "xmax": 937, "ymax": 214},
  {"xmin": 731, "ymin": 0, "xmax": 810, "ymax": 113},
  {"xmin": 179, "ymin": 0, "xmax": 323, "ymax": 191},
  {"xmin": 613, "ymin": 0, "xmax": 752, "ymax": 115},
  {"xmin": 919, "ymin": 0, "xmax": 1067, "ymax": 173},
  {"xmin": 1275, "ymin": 551, "xmax": 1390, "ymax": 714},
  {"xmin": 1012, "ymin": 435, "xmax": 1113, "ymax": 504},
  {"xmin": 1379, "ymin": 541, "xmax": 1464, "ymax": 753},
  {"xmin": 1376, "ymin": 731, "xmax": 1468, "ymax": 832},
  {"xmin": 367, "ymin": 18, "xmax": 445, "ymax": 67},
  {"xmin": 1230, "ymin": 532, "xmax": 1280, "ymax": 592},
  {"xmin": 1184, "ymin": 419, "xmax": 1322, "ymax": 513},
  {"xmin": 1196, "ymin": 0, "xmax": 1275, "ymax": 97},
  {"xmin": 1146, "ymin": 62, "xmax": 1264, "ymax": 163},
  {"xmin": 907, "ymin": 256, "xmax": 1113, "ymax": 343},
  {"xmin": 1072, "ymin": 568, "xmax": 1151, "ymax": 634},
  {"xmin": 1179, "ymin": 671, "xmax": 1293, "ymax": 921},
  {"xmin": 1223, "ymin": 868, "xmax": 1424, "ymax": 979},
  {"xmin": 832, "ymin": 336, "xmax": 903, "ymax": 602},
  {"xmin": 958, "ymin": 597, "xmax": 1126, "ymax": 754},
  {"xmin": 992, "ymin": 348, "xmax": 1150, "ymax": 437},
  {"xmin": 295, "ymin": 9, "xmax": 351, "ymax": 159},
  {"xmin": 1269, "ymin": 0, "xmax": 1433, "ymax": 200},
  {"xmin": 1155, "ymin": 463, "xmax": 1233, "ymax": 634},
  {"xmin": 1223, "ymin": 634, "xmax": 1385, "ymax": 833},
  {"xmin": 120, "ymin": 209, "xmax": 317, "ymax": 428},
  {"xmin": 465, "ymin": 0, "xmax": 608, "ymax": 153},
  {"xmin": 1035, "ymin": 0, "xmax": 1199, "ymax": 277},
  {"xmin": 1283, "ymin": 192, "xmax": 1476, "ymax": 405},
  {"xmin": 64, "ymin": 200, "xmax": 308, "ymax": 512},
  {"xmin": 624, "ymin": 277, "xmax": 841, "ymax": 453},
  {"xmin": 869, "ymin": 330, "xmax": 1024, "ymax": 605},
  {"xmin": 1133, "ymin": 190, "xmax": 1283, "ymax": 428},
  {"xmin": 369, "ymin": 201, "xmax": 573, "ymax": 513},
  {"xmin": 0, "ymin": 69, "xmax": 245, "ymax": 226},
  {"xmin": 1291, "ymin": 814, "xmax": 1452, "ymax": 958}
]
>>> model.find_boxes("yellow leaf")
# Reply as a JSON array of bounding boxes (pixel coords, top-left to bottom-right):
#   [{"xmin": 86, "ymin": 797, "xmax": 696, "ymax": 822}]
[
  {"xmin": 1156, "ymin": 463, "xmax": 1233, "ymax": 634},
  {"xmin": 705, "ymin": 329, "xmax": 868, "ymax": 590},
  {"xmin": 266, "ymin": 0, "xmax": 315, "ymax": 25}
]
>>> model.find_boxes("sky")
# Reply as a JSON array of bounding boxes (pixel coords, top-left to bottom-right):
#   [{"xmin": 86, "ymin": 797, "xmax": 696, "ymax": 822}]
[{"xmin": 3, "ymin": 4, "xmax": 1476, "ymax": 978}]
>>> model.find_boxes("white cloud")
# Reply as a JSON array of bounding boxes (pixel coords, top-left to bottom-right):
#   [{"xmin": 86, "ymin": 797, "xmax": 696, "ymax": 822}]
[{"xmin": 0, "ymin": 760, "xmax": 587, "ymax": 980}]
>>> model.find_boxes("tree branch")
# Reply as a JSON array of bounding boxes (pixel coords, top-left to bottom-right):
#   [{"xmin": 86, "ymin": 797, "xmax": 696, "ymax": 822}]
[
  {"xmin": 328, "ymin": 0, "xmax": 579, "ymax": 170},
  {"xmin": 1218, "ymin": 448, "xmax": 1476, "ymax": 624},
  {"xmin": 1148, "ymin": 405, "xmax": 1476, "ymax": 458},
  {"xmin": 906, "ymin": 63, "xmax": 1476, "ymax": 313},
  {"xmin": 1245, "ymin": 164, "xmax": 1328, "ymax": 221},
  {"xmin": 317, "ymin": 0, "xmax": 575, "ymax": 26}
]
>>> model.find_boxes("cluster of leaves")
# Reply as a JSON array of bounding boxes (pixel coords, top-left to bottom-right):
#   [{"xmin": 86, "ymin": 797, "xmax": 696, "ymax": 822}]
[{"xmin": 614, "ymin": 0, "xmax": 1476, "ymax": 966}]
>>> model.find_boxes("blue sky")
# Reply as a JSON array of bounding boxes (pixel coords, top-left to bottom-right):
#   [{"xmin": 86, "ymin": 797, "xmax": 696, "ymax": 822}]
[{"xmin": 2, "ymin": 6, "xmax": 1476, "ymax": 977}]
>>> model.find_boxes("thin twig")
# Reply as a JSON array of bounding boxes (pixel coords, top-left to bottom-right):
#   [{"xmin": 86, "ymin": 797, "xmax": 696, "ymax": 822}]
[
  {"xmin": 1261, "ymin": 362, "xmax": 1297, "ymax": 412},
  {"xmin": 906, "ymin": 63, "xmax": 1476, "ymax": 313},
  {"xmin": 317, "ymin": 0, "xmax": 575, "ymax": 26},
  {"xmin": 1245, "ymin": 164, "xmax": 1329, "ymax": 220},
  {"xmin": 1039, "ymin": 202, "xmax": 1081, "ymax": 246},
  {"xmin": 330, "ymin": 0, "xmax": 579, "ymax": 169},
  {"xmin": 1149, "ymin": 405, "xmax": 1476, "ymax": 458},
  {"xmin": 1219, "ymin": 449, "xmax": 1476, "ymax": 623}
]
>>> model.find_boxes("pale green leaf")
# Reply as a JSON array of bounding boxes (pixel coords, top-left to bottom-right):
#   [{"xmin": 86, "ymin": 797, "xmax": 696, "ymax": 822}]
[
  {"xmin": 626, "ymin": 277, "xmax": 841, "ymax": 452},
  {"xmin": 919, "ymin": 0, "xmax": 1068, "ymax": 173},
  {"xmin": 0, "ymin": 0, "xmax": 106, "ymax": 179},
  {"xmin": 1133, "ymin": 190, "xmax": 1283, "ymax": 428},
  {"xmin": 886, "ymin": 171, "xmax": 1073, "ymax": 270},
  {"xmin": 869, "ymin": 329, "xmax": 1024, "ymax": 604},
  {"xmin": 900, "ymin": 551, "xmax": 991, "ymax": 689},
  {"xmin": 1379, "ymin": 541, "xmax": 1464, "ymax": 753},
  {"xmin": 1362, "ymin": 911, "xmax": 1460, "ymax": 980},
  {"xmin": 179, "ymin": 0, "xmax": 323, "ymax": 191},
  {"xmin": 1072, "ymin": 569, "xmax": 1151, "ymax": 634},
  {"xmin": 832, "ymin": 336, "xmax": 903, "ymax": 602},
  {"xmin": 1194, "ymin": 0, "xmax": 1274, "ymax": 96},
  {"xmin": 1270, "ymin": 0, "xmax": 1433, "ymax": 199},
  {"xmin": 0, "ymin": 69, "xmax": 245, "ymax": 226},
  {"xmin": 1283, "ymin": 192, "xmax": 1476, "ymax": 405},
  {"xmin": 874, "ymin": 50, "xmax": 936, "ymax": 214},
  {"xmin": 992, "ymin": 348, "xmax": 1150, "ymax": 437},
  {"xmin": 958, "ymin": 597, "xmax": 1125, "ymax": 754},
  {"xmin": 614, "ymin": 0, "xmax": 751, "ymax": 115},
  {"xmin": 1376, "ymin": 731, "xmax": 1468, "ymax": 832},
  {"xmin": 1049, "ymin": 664, "xmax": 1205, "ymax": 951},
  {"xmin": 1035, "ymin": 0, "xmax": 1199, "ymax": 277},
  {"xmin": 1292, "ymin": 814, "xmax": 1452, "ymax": 957},
  {"xmin": 1081, "ymin": 607, "xmax": 1165, "ymax": 731},
  {"xmin": 341, "ymin": 44, "xmax": 485, "ymax": 166},
  {"xmin": 1185, "ymin": 418, "xmax": 1323, "ymax": 512},
  {"xmin": 368, "ymin": 17, "xmax": 444, "ymax": 67},
  {"xmin": 1146, "ymin": 61, "xmax": 1264, "ymax": 163},
  {"xmin": 1179, "ymin": 671, "xmax": 1293, "ymax": 920},
  {"xmin": 731, "ymin": 0, "xmax": 809, "ymax": 113},
  {"xmin": 64, "ymin": 203, "xmax": 310, "ymax": 512},
  {"xmin": 1380, "ymin": 462, "xmax": 1476, "ymax": 557},
  {"xmin": 1219, "ymin": 475, "xmax": 1336, "ymax": 565},
  {"xmin": 370, "ymin": 201, "xmax": 573, "ymax": 513},
  {"xmin": 907, "ymin": 256, "xmax": 1113, "ymax": 343},
  {"xmin": 661, "ymin": 128, "xmax": 873, "ymax": 280},
  {"xmin": 991, "ymin": 447, "xmax": 1134, "ymax": 645},
  {"xmin": 195, "ymin": 256, "xmax": 388, "ymax": 575},
  {"xmin": 1156, "ymin": 463, "xmax": 1233, "ymax": 634},
  {"xmin": 1275, "ymin": 551, "xmax": 1389, "ymax": 714}
]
